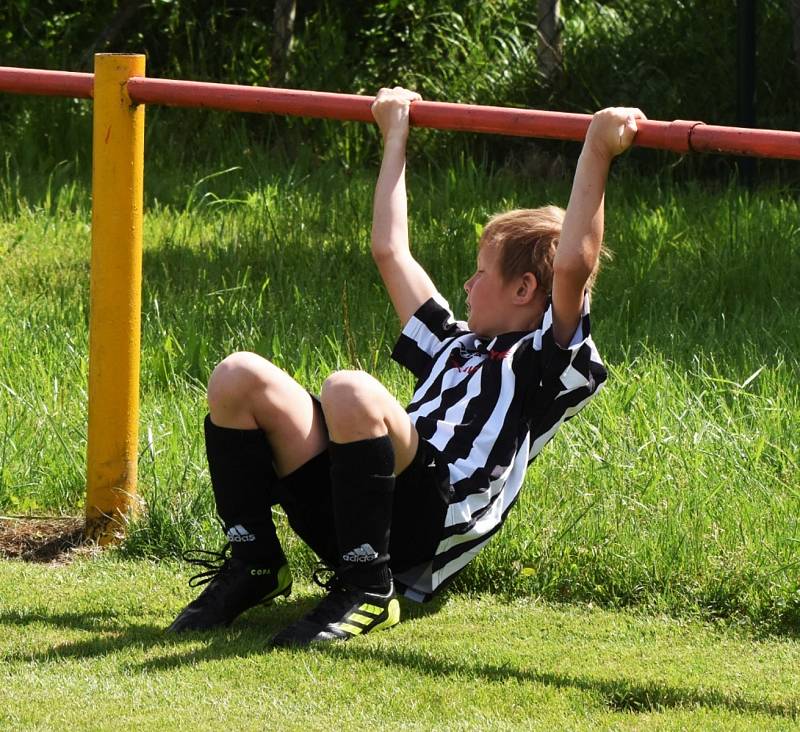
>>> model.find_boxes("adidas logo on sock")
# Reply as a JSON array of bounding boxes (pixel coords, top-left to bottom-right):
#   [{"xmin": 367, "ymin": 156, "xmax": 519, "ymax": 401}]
[
  {"xmin": 226, "ymin": 524, "xmax": 257, "ymax": 543},
  {"xmin": 342, "ymin": 543, "xmax": 378, "ymax": 563}
]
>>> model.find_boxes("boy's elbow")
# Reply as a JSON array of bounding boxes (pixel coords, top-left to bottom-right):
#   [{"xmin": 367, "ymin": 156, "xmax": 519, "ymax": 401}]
[
  {"xmin": 553, "ymin": 257, "xmax": 594, "ymax": 290},
  {"xmin": 371, "ymin": 243, "xmax": 392, "ymax": 265},
  {"xmin": 371, "ymin": 245, "xmax": 404, "ymax": 273}
]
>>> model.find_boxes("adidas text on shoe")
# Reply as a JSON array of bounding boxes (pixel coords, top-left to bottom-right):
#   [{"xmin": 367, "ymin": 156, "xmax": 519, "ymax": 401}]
[
  {"xmin": 270, "ymin": 580, "xmax": 400, "ymax": 648},
  {"xmin": 167, "ymin": 552, "xmax": 292, "ymax": 633}
]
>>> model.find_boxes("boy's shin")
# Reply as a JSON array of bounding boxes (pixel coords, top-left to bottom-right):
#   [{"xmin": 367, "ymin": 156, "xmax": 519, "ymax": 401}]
[
  {"xmin": 329, "ymin": 436, "xmax": 395, "ymax": 592},
  {"xmin": 204, "ymin": 414, "xmax": 284, "ymax": 565}
]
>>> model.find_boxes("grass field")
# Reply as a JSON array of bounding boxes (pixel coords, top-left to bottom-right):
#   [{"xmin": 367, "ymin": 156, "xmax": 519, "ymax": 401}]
[
  {"xmin": 1, "ymin": 151, "xmax": 799, "ymax": 638},
  {"xmin": 2, "ymin": 556, "xmax": 799, "ymax": 730}
]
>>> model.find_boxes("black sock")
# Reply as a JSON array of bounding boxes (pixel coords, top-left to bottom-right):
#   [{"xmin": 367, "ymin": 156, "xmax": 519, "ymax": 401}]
[
  {"xmin": 329, "ymin": 435, "xmax": 395, "ymax": 592},
  {"xmin": 204, "ymin": 415, "xmax": 285, "ymax": 566},
  {"xmin": 274, "ymin": 452, "xmax": 339, "ymax": 566}
]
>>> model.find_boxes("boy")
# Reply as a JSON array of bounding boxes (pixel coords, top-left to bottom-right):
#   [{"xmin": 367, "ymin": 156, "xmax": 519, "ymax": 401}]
[{"xmin": 167, "ymin": 87, "xmax": 644, "ymax": 647}]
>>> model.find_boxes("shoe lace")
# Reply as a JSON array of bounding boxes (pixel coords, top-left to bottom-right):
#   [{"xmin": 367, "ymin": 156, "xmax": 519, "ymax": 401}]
[
  {"xmin": 181, "ymin": 545, "xmax": 232, "ymax": 588},
  {"xmin": 311, "ymin": 562, "xmax": 339, "ymax": 591},
  {"xmin": 311, "ymin": 562, "xmax": 360, "ymax": 592},
  {"xmin": 307, "ymin": 563, "xmax": 358, "ymax": 622}
]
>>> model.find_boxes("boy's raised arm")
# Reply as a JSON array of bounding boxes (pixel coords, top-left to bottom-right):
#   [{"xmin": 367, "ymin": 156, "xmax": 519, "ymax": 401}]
[
  {"xmin": 371, "ymin": 87, "xmax": 438, "ymax": 327},
  {"xmin": 551, "ymin": 107, "xmax": 645, "ymax": 347}
]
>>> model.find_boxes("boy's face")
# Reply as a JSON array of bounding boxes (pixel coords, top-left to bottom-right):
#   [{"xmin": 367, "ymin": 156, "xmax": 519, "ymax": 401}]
[{"xmin": 463, "ymin": 245, "xmax": 519, "ymax": 337}]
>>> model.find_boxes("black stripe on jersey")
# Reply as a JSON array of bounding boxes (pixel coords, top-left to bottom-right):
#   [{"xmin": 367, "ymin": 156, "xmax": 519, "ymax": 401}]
[
  {"xmin": 449, "ymin": 473, "xmax": 491, "ymax": 503},
  {"xmin": 404, "ymin": 336, "xmax": 467, "ymax": 408},
  {"xmin": 570, "ymin": 341, "xmax": 607, "ymax": 392},
  {"xmin": 539, "ymin": 349, "xmax": 575, "ymax": 400},
  {"xmin": 406, "ymin": 365, "xmax": 458, "ymax": 435},
  {"xmin": 391, "ymin": 333, "xmax": 432, "ymax": 381},
  {"xmin": 447, "ymin": 420, "xmax": 527, "ymax": 504},
  {"xmin": 453, "ymin": 376, "xmax": 528, "ymax": 486},
  {"xmin": 415, "ymin": 298, "xmax": 469, "ymax": 341}
]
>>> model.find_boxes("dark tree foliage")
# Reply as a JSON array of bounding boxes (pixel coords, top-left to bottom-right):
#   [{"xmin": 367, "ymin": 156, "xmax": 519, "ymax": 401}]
[{"xmin": 1, "ymin": 0, "xmax": 797, "ymax": 174}]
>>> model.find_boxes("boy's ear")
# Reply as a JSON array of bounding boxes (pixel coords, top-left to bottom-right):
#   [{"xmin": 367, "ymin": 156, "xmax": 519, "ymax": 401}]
[{"xmin": 512, "ymin": 272, "xmax": 538, "ymax": 304}]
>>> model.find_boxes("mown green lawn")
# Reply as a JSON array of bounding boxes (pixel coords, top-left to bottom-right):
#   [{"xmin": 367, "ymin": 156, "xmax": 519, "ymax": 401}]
[{"xmin": 1, "ymin": 555, "xmax": 798, "ymax": 731}]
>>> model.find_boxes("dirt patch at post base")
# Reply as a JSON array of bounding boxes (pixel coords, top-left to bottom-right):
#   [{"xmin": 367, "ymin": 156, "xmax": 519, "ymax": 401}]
[{"xmin": 0, "ymin": 517, "xmax": 93, "ymax": 563}]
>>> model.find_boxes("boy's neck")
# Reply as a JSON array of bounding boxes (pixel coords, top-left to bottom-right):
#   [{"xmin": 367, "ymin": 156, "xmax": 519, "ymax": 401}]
[
  {"xmin": 478, "ymin": 299, "xmax": 547, "ymax": 338},
  {"xmin": 520, "ymin": 301, "xmax": 547, "ymax": 333},
  {"xmin": 513, "ymin": 294, "xmax": 547, "ymax": 332}
]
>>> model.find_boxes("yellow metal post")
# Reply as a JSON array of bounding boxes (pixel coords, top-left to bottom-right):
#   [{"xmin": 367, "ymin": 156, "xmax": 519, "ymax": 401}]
[{"xmin": 85, "ymin": 54, "xmax": 146, "ymax": 543}]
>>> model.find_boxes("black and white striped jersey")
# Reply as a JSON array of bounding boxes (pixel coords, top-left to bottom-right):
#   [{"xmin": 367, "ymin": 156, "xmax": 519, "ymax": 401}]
[{"xmin": 391, "ymin": 291, "xmax": 607, "ymax": 601}]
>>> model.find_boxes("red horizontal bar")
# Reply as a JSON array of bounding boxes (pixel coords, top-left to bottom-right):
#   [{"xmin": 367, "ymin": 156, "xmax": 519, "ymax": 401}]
[
  {"xmin": 691, "ymin": 124, "xmax": 800, "ymax": 159},
  {"xmin": 126, "ymin": 78, "xmax": 800, "ymax": 160},
  {"xmin": 129, "ymin": 78, "xmax": 800, "ymax": 159},
  {"xmin": 128, "ymin": 77, "xmax": 376, "ymax": 123},
  {"xmin": 0, "ymin": 66, "xmax": 93, "ymax": 99},
  {"xmin": 128, "ymin": 77, "xmax": 597, "ymax": 141},
  {"xmin": 2, "ymin": 65, "xmax": 800, "ymax": 160}
]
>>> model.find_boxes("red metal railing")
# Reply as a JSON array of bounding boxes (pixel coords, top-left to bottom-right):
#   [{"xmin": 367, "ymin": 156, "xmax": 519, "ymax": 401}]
[
  {"xmin": 1, "ymin": 64, "xmax": 799, "ymax": 161},
  {"xmin": 0, "ymin": 67, "xmax": 800, "ymax": 160},
  {"xmin": 0, "ymin": 67, "xmax": 93, "ymax": 99}
]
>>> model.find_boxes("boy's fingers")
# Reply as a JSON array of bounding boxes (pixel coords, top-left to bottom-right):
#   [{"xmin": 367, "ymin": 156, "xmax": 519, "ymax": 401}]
[
  {"xmin": 616, "ymin": 107, "xmax": 645, "ymax": 145},
  {"xmin": 377, "ymin": 86, "xmax": 421, "ymax": 102},
  {"xmin": 371, "ymin": 88, "xmax": 421, "ymax": 122},
  {"xmin": 392, "ymin": 85, "xmax": 419, "ymax": 95}
]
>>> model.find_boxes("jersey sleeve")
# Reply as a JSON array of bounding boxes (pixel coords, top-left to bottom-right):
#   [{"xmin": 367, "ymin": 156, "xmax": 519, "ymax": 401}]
[
  {"xmin": 523, "ymin": 294, "xmax": 608, "ymax": 429},
  {"xmin": 391, "ymin": 292, "xmax": 469, "ymax": 381}
]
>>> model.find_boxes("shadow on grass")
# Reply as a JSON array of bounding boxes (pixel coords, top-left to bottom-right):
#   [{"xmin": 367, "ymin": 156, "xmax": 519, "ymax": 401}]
[
  {"xmin": 0, "ymin": 600, "xmax": 308, "ymax": 665},
  {"xmin": 0, "ymin": 594, "xmax": 446, "ymax": 667},
  {"xmin": 322, "ymin": 643, "xmax": 798, "ymax": 719},
  {"xmin": 2, "ymin": 602, "xmax": 797, "ymax": 720}
]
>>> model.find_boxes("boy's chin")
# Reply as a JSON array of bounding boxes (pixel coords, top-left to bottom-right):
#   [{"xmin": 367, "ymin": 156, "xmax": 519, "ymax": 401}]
[{"xmin": 468, "ymin": 316, "xmax": 491, "ymax": 338}]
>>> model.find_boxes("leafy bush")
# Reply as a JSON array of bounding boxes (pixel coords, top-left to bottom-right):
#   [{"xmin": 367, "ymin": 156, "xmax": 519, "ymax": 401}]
[{"xmin": 1, "ymin": 0, "xmax": 798, "ymax": 177}]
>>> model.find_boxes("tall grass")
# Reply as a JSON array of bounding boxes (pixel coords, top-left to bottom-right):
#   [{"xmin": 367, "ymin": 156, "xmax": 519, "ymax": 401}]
[{"xmin": 0, "ymin": 152, "xmax": 798, "ymax": 629}]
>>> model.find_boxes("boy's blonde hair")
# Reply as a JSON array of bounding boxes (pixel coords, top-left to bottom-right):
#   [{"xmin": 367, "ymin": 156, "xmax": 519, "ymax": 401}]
[{"xmin": 479, "ymin": 206, "xmax": 606, "ymax": 295}]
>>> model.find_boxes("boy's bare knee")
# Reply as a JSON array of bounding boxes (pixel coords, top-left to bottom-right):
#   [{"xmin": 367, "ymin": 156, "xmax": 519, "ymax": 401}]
[
  {"xmin": 320, "ymin": 370, "xmax": 416, "ymax": 458},
  {"xmin": 321, "ymin": 369, "xmax": 371, "ymax": 405},
  {"xmin": 207, "ymin": 351, "xmax": 271, "ymax": 415},
  {"xmin": 320, "ymin": 371, "xmax": 381, "ymax": 427}
]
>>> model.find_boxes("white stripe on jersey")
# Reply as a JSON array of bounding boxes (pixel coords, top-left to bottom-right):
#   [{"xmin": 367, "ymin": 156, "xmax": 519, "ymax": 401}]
[{"xmin": 425, "ymin": 372, "xmax": 484, "ymax": 453}]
